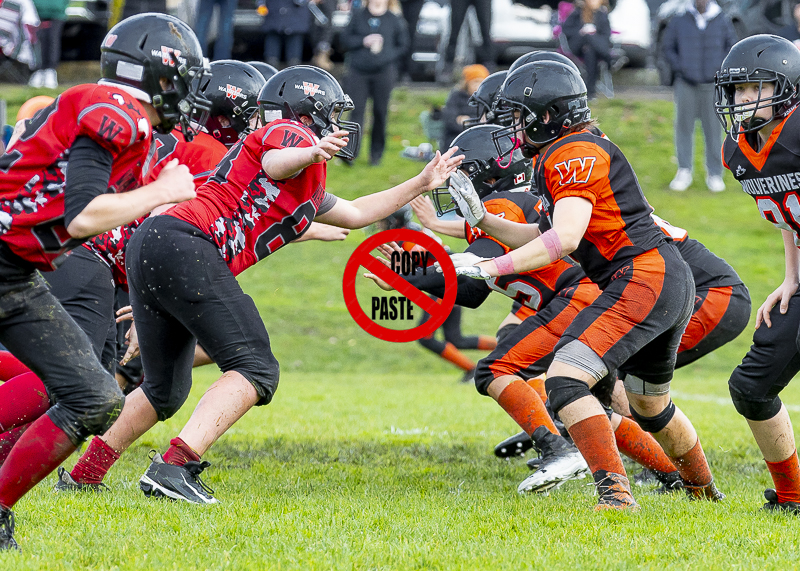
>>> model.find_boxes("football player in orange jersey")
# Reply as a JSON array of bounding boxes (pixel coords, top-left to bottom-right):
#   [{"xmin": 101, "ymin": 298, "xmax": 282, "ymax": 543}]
[{"xmin": 449, "ymin": 61, "xmax": 721, "ymax": 510}]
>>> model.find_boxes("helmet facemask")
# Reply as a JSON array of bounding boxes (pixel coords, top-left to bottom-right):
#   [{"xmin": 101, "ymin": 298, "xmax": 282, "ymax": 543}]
[
  {"xmin": 320, "ymin": 95, "xmax": 361, "ymax": 161},
  {"xmin": 714, "ymin": 69, "xmax": 797, "ymax": 135},
  {"xmin": 153, "ymin": 57, "xmax": 212, "ymax": 140}
]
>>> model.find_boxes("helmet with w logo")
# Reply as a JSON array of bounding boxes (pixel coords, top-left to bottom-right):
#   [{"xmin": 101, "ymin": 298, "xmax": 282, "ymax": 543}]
[
  {"xmin": 431, "ymin": 124, "xmax": 531, "ymax": 216},
  {"xmin": 100, "ymin": 13, "xmax": 211, "ymax": 137},
  {"xmin": 494, "ymin": 61, "xmax": 590, "ymax": 158},
  {"xmin": 195, "ymin": 60, "xmax": 266, "ymax": 147},
  {"xmin": 257, "ymin": 65, "xmax": 361, "ymax": 160}
]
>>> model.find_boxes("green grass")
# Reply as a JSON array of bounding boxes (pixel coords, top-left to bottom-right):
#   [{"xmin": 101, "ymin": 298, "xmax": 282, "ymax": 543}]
[{"xmin": 4, "ymin": 85, "xmax": 800, "ymax": 570}]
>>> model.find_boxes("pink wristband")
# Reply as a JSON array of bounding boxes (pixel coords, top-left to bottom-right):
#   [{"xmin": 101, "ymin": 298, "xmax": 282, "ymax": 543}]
[
  {"xmin": 540, "ymin": 229, "xmax": 563, "ymax": 262},
  {"xmin": 494, "ymin": 253, "xmax": 515, "ymax": 275}
]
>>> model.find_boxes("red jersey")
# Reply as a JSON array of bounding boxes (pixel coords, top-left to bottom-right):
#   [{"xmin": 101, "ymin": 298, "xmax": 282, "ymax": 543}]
[
  {"xmin": 535, "ymin": 131, "xmax": 666, "ymax": 288},
  {"xmin": 0, "ymin": 83, "xmax": 153, "ymax": 270},
  {"xmin": 83, "ymin": 128, "xmax": 229, "ymax": 289},
  {"xmin": 465, "ymin": 189, "xmax": 588, "ymax": 313},
  {"xmin": 167, "ymin": 119, "xmax": 335, "ymax": 276}
]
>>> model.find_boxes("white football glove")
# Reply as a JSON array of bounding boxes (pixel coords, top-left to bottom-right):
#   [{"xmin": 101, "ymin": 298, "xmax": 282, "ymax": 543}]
[
  {"xmin": 435, "ymin": 252, "xmax": 493, "ymax": 280},
  {"xmin": 448, "ymin": 170, "xmax": 486, "ymax": 227}
]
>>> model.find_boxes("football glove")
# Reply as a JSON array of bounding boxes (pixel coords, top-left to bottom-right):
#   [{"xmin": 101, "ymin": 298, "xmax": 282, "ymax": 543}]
[
  {"xmin": 448, "ymin": 170, "xmax": 486, "ymax": 227},
  {"xmin": 436, "ymin": 252, "xmax": 493, "ymax": 280}
]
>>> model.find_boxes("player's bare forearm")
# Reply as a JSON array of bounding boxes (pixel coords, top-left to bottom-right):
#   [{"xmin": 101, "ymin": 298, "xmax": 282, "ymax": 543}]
[
  {"xmin": 782, "ymin": 229, "xmax": 800, "ymax": 284},
  {"xmin": 476, "ymin": 213, "xmax": 540, "ymax": 249},
  {"xmin": 66, "ymin": 181, "xmax": 183, "ymax": 238},
  {"xmin": 432, "ymin": 218, "xmax": 467, "ymax": 239},
  {"xmin": 261, "ymin": 146, "xmax": 316, "ymax": 180},
  {"xmin": 316, "ymin": 177, "xmax": 428, "ymax": 229}
]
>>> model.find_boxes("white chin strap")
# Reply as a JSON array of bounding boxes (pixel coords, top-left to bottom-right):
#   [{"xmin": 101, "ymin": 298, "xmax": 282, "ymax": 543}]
[{"xmin": 98, "ymin": 80, "xmax": 152, "ymax": 104}]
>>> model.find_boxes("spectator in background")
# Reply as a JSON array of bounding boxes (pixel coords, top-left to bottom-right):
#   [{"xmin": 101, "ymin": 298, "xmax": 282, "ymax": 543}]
[
  {"xmin": 439, "ymin": 64, "xmax": 488, "ymax": 150},
  {"xmin": 661, "ymin": 0, "xmax": 736, "ymax": 192},
  {"xmin": 562, "ymin": 0, "xmax": 612, "ymax": 100},
  {"xmin": 777, "ymin": 1, "xmax": 800, "ymax": 47},
  {"xmin": 341, "ymin": 0, "xmax": 409, "ymax": 165},
  {"xmin": 311, "ymin": 0, "xmax": 336, "ymax": 71},
  {"xmin": 260, "ymin": 0, "xmax": 311, "ymax": 69},
  {"xmin": 439, "ymin": 0, "xmax": 493, "ymax": 82},
  {"xmin": 29, "ymin": 0, "xmax": 68, "ymax": 89},
  {"xmin": 193, "ymin": 0, "xmax": 238, "ymax": 61},
  {"xmin": 399, "ymin": 0, "xmax": 425, "ymax": 80}
]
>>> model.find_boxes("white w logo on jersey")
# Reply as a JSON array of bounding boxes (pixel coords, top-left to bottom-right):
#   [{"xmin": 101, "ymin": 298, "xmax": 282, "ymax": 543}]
[{"xmin": 554, "ymin": 157, "xmax": 597, "ymax": 185}]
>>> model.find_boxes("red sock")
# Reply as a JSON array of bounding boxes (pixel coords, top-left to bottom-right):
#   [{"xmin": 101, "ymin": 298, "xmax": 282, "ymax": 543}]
[
  {"xmin": 70, "ymin": 436, "xmax": 120, "ymax": 485},
  {"xmin": 668, "ymin": 439, "xmax": 712, "ymax": 487},
  {"xmin": 765, "ymin": 451, "xmax": 800, "ymax": 504},
  {"xmin": 568, "ymin": 414, "xmax": 626, "ymax": 476},
  {"xmin": 0, "ymin": 371, "xmax": 51, "ymax": 432},
  {"xmin": 0, "ymin": 424, "xmax": 29, "ymax": 466},
  {"xmin": 0, "ymin": 351, "xmax": 30, "ymax": 381},
  {"xmin": 440, "ymin": 343, "xmax": 476, "ymax": 372},
  {"xmin": 476, "ymin": 335, "xmax": 497, "ymax": 351},
  {"xmin": 0, "ymin": 414, "xmax": 75, "ymax": 509},
  {"xmin": 526, "ymin": 375, "xmax": 547, "ymax": 403},
  {"xmin": 615, "ymin": 416, "xmax": 677, "ymax": 474},
  {"xmin": 162, "ymin": 437, "xmax": 201, "ymax": 467},
  {"xmin": 496, "ymin": 380, "xmax": 558, "ymax": 435}
]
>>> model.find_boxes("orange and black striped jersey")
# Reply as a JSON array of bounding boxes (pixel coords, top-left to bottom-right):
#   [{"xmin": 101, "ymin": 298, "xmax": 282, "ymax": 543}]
[
  {"xmin": 465, "ymin": 189, "xmax": 586, "ymax": 313},
  {"xmin": 652, "ymin": 214, "xmax": 743, "ymax": 289},
  {"xmin": 534, "ymin": 130, "xmax": 666, "ymax": 287},
  {"xmin": 723, "ymin": 107, "xmax": 800, "ymax": 244}
]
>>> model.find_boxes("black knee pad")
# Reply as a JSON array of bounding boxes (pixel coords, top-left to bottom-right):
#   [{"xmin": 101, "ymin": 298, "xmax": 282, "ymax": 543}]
[
  {"xmin": 590, "ymin": 373, "xmax": 616, "ymax": 407},
  {"xmin": 545, "ymin": 375, "xmax": 592, "ymax": 415},
  {"xmin": 473, "ymin": 358, "xmax": 494, "ymax": 396},
  {"xmin": 629, "ymin": 400, "xmax": 676, "ymax": 433},
  {"xmin": 602, "ymin": 403, "xmax": 614, "ymax": 421},
  {"xmin": 496, "ymin": 323, "xmax": 518, "ymax": 343},
  {"xmin": 729, "ymin": 383, "xmax": 782, "ymax": 421}
]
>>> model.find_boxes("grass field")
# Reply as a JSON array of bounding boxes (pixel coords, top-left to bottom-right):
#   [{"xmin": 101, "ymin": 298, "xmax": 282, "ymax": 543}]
[{"xmin": 3, "ymin": 84, "xmax": 800, "ymax": 570}]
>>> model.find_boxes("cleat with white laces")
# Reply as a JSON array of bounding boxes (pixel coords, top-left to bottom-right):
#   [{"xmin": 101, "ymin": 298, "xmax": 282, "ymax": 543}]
[{"xmin": 139, "ymin": 451, "xmax": 217, "ymax": 504}]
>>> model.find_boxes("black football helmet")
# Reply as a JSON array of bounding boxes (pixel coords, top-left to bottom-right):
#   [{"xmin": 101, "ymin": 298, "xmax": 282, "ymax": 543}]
[
  {"xmin": 432, "ymin": 124, "xmax": 531, "ymax": 216},
  {"xmin": 247, "ymin": 61, "xmax": 279, "ymax": 81},
  {"xmin": 100, "ymin": 13, "xmax": 211, "ymax": 137},
  {"xmin": 257, "ymin": 65, "xmax": 361, "ymax": 160},
  {"xmin": 715, "ymin": 34, "xmax": 800, "ymax": 135},
  {"xmin": 195, "ymin": 60, "xmax": 265, "ymax": 147},
  {"xmin": 464, "ymin": 71, "xmax": 511, "ymax": 127},
  {"xmin": 493, "ymin": 61, "xmax": 590, "ymax": 160},
  {"xmin": 509, "ymin": 50, "xmax": 579, "ymax": 74}
]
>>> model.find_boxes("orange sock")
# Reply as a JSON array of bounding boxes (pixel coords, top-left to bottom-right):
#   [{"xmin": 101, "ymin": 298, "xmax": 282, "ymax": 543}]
[
  {"xmin": 440, "ymin": 342, "xmax": 476, "ymax": 372},
  {"xmin": 668, "ymin": 439, "xmax": 712, "ymax": 486},
  {"xmin": 477, "ymin": 335, "xmax": 497, "ymax": 351},
  {"xmin": 568, "ymin": 414, "xmax": 626, "ymax": 476},
  {"xmin": 526, "ymin": 375, "xmax": 547, "ymax": 403},
  {"xmin": 615, "ymin": 417, "xmax": 677, "ymax": 474},
  {"xmin": 765, "ymin": 451, "xmax": 800, "ymax": 504},
  {"xmin": 496, "ymin": 380, "xmax": 558, "ymax": 435}
]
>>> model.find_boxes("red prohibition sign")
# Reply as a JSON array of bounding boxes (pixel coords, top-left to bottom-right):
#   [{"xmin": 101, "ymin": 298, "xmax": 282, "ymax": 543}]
[{"xmin": 342, "ymin": 228, "xmax": 457, "ymax": 342}]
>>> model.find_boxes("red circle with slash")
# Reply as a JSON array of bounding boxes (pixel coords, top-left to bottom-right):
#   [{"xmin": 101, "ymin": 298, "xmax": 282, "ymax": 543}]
[{"xmin": 342, "ymin": 229, "xmax": 457, "ymax": 342}]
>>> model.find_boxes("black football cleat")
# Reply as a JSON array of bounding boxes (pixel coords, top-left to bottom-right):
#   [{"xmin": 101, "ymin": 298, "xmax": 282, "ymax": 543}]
[
  {"xmin": 593, "ymin": 471, "xmax": 639, "ymax": 511},
  {"xmin": 633, "ymin": 468, "xmax": 658, "ymax": 486},
  {"xmin": 139, "ymin": 451, "xmax": 218, "ymax": 505},
  {"xmin": 517, "ymin": 426, "xmax": 589, "ymax": 494},
  {"xmin": 762, "ymin": 488, "xmax": 800, "ymax": 514},
  {"xmin": 53, "ymin": 467, "xmax": 109, "ymax": 492},
  {"xmin": 652, "ymin": 471, "xmax": 684, "ymax": 494},
  {"xmin": 494, "ymin": 431, "xmax": 534, "ymax": 458},
  {"xmin": 0, "ymin": 506, "xmax": 19, "ymax": 551}
]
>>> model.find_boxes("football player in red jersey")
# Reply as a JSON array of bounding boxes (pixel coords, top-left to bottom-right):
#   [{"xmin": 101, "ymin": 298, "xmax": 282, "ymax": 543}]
[
  {"xmin": 449, "ymin": 61, "xmax": 721, "ymax": 510},
  {"xmin": 0, "ymin": 13, "xmax": 208, "ymax": 550},
  {"xmin": 51, "ymin": 65, "xmax": 462, "ymax": 504},
  {"xmin": 715, "ymin": 34, "xmax": 800, "ymax": 513}
]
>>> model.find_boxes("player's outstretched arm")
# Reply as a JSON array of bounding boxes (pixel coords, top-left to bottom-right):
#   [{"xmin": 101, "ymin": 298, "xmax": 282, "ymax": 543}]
[
  {"xmin": 315, "ymin": 147, "xmax": 464, "ymax": 229},
  {"xmin": 261, "ymin": 130, "xmax": 349, "ymax": 180},
  {"xmin": 410, "ymin": 195, "xmax": 467, "ymax": 239},
  {"xmin": 294, "ymin": 222, "xmax": 351, "ymax": 242},
  {"xmin": 756, "ymin": 229, "xmax": 800, "ymax": 329},
  {"xmin": 66, "ymin": 158, "xmax": 196, "ymax": 239},
  {"xmin": 456, "ymin": 196, "xmax": 591, "ymax": 278}
]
